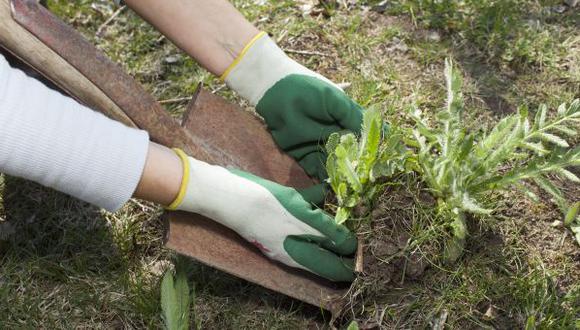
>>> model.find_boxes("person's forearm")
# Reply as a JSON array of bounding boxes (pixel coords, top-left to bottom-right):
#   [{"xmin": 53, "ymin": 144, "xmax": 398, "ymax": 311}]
[
  {"xmin": 0, "ymin": 54, "xmax": 149, "ymax": 211},
  {"xmin": 123, "ymin": 0, "xmax": 259, "ymax": 76},
  {"xmin": 0, "ymin": 53, "xmax": 182, "ymax": 210}
]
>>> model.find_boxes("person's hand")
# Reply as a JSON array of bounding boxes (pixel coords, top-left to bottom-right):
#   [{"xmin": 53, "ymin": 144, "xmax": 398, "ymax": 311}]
[
  {"xmin": 223, "ymin": 32, "xmax": 364, "ymax": 182},
  {"xmin": 168, "ymin": 149, "xmax": 357, "ymax": 282}
]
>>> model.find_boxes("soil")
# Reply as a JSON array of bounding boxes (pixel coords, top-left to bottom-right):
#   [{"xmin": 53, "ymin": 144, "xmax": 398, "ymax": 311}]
[{"xmin": 332, "ymin": 179, "xmax": 580, "ymax": 328}]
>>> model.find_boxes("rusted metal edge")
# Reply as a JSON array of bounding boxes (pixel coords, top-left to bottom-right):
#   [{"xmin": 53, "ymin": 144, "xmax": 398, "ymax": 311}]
[
  {"xmin": 165, "ymin": 212, "xmax": 348, "ymax": 314},
  {"xmin": 10, "ymin": 0, "xmax": 210, "ymax": 161},
  {"xmin": 182, "ymin": 82, "xmax": 203, "ymax": 123},
  {"xmin": 0, "ymin": 0, "xmax": 134, "ymax": 126}
]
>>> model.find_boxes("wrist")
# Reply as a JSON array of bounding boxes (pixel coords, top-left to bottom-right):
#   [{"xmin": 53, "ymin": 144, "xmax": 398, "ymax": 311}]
[
  {"xmin": 165, "ymin": 149, "xmax": 226, "ymax": 214},
  {"xmin": 219, "ymin": 31, "xmax": 269, "ymax": 82},
  {"xmin": 133, "ymin": 143, "xmax": 183, "ymax": 207},
  {"xmin": 125, "ymin": 0, "xmax": 259, "ymax": 76}
]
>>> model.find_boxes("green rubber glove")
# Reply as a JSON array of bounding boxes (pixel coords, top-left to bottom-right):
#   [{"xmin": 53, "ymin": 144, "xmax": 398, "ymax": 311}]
[
  {"xmin": 168, "ymin": 149, "xmax": 357, "ymax": 282},
  {"xmin": 223, "ymin": 32, "xmax": 364, "ymax": 182}
]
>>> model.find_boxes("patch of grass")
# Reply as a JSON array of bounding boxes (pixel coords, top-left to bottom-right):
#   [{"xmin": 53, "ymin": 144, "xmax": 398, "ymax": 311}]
[
  {"xmin": 386, "ymin": 0, "xmax": 577, "ymax": 69},
  {"xmin": 410, "ymin": 256, "xmax": 580, "ymax": 329},
  {"xmin": 0, "ymin": 177, "xmax": 167, "ymax": 327}
]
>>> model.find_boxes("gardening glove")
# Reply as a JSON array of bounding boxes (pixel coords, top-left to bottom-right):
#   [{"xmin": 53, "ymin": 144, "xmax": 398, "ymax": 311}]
[
  {"xmin": 222, "ymin": 32, "xmax": 364, "ymax": 183},
  {"xmin": 167, "ymin": 149, "xmax": 357, "ymax": 282}
]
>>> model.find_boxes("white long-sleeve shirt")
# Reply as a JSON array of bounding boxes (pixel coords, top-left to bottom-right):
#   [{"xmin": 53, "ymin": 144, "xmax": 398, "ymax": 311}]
[{"xmin": 0, "ymin": 53, "xmax": 149, "ymax": 211}]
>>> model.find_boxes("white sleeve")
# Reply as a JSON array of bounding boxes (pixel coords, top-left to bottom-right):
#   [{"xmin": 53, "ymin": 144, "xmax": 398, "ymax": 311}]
[{"xmin": 0, "ymin": 54, "xmax": 149, "ymax": 211}]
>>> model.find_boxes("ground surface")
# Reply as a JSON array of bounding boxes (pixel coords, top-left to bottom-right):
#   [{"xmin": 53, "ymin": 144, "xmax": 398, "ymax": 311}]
[{"xmin": 0, "ymin": 0, "xmax": 578, "ymax": 329}]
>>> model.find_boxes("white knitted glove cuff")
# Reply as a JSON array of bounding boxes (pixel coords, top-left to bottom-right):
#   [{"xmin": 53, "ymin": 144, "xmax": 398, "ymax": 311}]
[{"xmin": 223, "ymin": 32, "xmax": 339, "ymax": 106}]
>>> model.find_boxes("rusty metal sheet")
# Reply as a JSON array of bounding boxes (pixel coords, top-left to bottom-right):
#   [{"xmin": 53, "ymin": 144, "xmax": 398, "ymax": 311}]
[
  {"xmin": 9, "ymin": 0, "xmax": 350, "ymax": 312},
  {"xmin": 166, "ymin": 212, "xmax": 346, "ymax": 314}
]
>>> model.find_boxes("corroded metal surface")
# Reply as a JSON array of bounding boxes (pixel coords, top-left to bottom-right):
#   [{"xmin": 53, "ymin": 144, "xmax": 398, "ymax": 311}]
[
  {"xmin": 9, "ymin": 0, "xmax": 348, "ymax": 313},
  {"xmin": 166, "ymin": 212, "xmax": 346, "ymax": 314}
]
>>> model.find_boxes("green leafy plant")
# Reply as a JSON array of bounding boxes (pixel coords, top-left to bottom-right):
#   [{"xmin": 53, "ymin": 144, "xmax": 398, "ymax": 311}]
[
  {"xmin": 408, "ymin": 59, "xmax": 580, "ymax": 259},
  {"xmin": 161, "ymin": 264, "xmax": 193, "ymax": 330},
  {"xmin": 325, "ymin": 107, "xmax": 412, "ymax": 226},
  {"xmin": 326, "ymin": 58, "xmax": 579, "ymax": 258}
]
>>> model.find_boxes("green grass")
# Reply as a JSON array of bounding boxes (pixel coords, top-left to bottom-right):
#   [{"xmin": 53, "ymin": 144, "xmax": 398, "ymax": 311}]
[{"xmin": 1, "ymin": 0, "xmax": 578, "ymax": 328}]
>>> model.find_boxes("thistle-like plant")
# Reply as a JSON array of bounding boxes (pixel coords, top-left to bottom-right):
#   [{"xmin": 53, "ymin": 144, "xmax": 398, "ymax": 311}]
[{"xmin": 408, "ymin": 59, "xmax": 580, "ymax": 260}]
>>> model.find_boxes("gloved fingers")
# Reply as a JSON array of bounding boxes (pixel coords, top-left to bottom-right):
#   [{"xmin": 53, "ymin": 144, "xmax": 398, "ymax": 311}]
[
  {"xmin": 283, "ymin": 236, "xmax": 355, "ymax": 282},
  {"xmin": 298, "ymin": 152, "xmax": 328, "ymax": 182},
  {"xmin": 228, "ymin": 168, "xmax": 357, "ymax": 255},
  {"xmin": 286, "ymin": 198, "xmax": 357, "ymax": 256},
  {"xmin": 327, "ymin": 91, "xmax": 365, "ymax": 134},
  {"xmin": 296, "ymin": 230, "xmax": 357, "ymax": 256},
  {"xmin": 296, "ymin": 183, "xmax": 328, "ymax": 206},
  {"xmin": 287, "ymin": 193, "xmax": 358, "ymax": 256}
]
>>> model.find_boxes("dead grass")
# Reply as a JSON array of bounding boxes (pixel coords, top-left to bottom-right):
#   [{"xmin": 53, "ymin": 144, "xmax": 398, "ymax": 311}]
[{"xmin": 1, "ymin": 0, "xmax": 578, "ymax": 328}]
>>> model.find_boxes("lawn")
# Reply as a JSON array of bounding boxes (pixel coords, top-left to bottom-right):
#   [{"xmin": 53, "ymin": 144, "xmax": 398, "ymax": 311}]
[{"xmin": 0, "ymin": 0, "xmax": 578, "ymax": 328}]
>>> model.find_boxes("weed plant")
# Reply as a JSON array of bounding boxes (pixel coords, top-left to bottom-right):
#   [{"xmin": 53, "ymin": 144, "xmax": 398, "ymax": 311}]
[{"xmin": 326, "ymin": 59, "xmax": 580, "ymax": 261}]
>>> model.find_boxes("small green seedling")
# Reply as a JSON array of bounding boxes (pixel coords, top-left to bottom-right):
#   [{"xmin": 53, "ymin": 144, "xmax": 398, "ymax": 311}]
[
  {"xmin": 325, "ymin": 106, "xmax": 413, "ymax": 226},
  {"xmin": 565, "ymin": 202, "xmax": 580, "ymax": 245},
  {"xmin": 346, "ymin": 320, "xmax": 360, "ymax": 330},
  {"xmin": 161, "ymin": 264, "xmax": 193, "ymax": 330}
]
